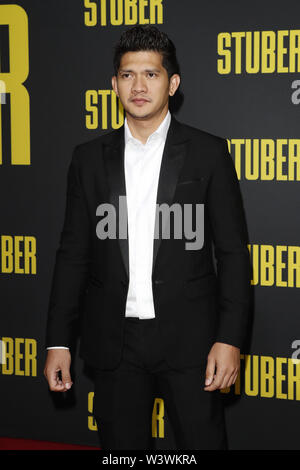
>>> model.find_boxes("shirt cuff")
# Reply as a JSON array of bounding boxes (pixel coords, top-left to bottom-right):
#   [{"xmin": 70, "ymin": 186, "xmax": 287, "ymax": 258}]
[{"xmin": 47, "ymin": 347, "xmax": 69, "ymax": 350}]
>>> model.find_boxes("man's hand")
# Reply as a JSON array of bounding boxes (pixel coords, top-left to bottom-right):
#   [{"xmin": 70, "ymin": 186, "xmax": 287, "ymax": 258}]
[
  {"xmin": 44, "ymin": 349, "xmax": 73, "ymax": 392},
  {"xmin": 204, "ymin": 342, "xmax": 240, "ymax": 391}
]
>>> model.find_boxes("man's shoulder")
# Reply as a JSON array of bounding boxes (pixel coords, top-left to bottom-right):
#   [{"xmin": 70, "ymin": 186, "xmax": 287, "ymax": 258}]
[
  {"xmin": 75, "ymin": 128, "xmax": 120, "ymax": 154},
  {"xmin": 70, "ymin": 128, "xmax": 121, "ymax": 168},
  {"xmin": 176, "ymin": 118, "xmax": 226, "ymax": 148},
  {"xmin": 176, "ymin": 119, "xmax": 229, "ymax": 169}
]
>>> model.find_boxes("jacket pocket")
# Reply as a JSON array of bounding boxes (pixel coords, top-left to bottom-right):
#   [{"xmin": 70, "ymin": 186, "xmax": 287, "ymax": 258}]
[{"xmin": 177, "ymin": 176, "xmax": 204, "ymax": 186}]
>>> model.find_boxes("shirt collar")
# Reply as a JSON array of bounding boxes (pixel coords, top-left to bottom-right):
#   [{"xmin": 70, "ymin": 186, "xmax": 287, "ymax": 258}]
[{"xmin": 124, "ymin": 109, "xmax": 171, "ymax": 148}]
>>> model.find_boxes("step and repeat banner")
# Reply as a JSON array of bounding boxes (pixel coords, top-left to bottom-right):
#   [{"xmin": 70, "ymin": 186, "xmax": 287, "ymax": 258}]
[{"xmin": 0, "ymin": 0, "xmax": 299, "ymax": 450}]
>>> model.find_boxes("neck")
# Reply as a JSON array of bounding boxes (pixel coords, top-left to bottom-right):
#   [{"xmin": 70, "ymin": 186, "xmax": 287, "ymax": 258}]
[{"xmin": 125, "ymin": 106, "xmax": 169, "ymax": 145}]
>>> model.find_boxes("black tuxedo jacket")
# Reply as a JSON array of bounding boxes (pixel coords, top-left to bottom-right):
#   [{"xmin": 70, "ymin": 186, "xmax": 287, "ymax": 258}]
[{"xmin": 46, "ymin": 114, "xmax": 251, "ymax": 370}]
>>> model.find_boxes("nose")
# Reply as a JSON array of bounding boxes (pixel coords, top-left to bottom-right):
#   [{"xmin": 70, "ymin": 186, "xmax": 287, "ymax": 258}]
[{"xmin": 131, "ymin": 75, "xmax": 147, "ymax": 94}]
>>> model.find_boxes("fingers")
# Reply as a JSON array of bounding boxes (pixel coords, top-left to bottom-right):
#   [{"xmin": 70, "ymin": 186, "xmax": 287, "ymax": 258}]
[
  {"xmin": 204, "ymin": 343, "xmax": 240, "ymax": 391},
  {"xmin": 48, "ymin": 368, "xmax": 66, "ymax": 392},
  {"xmin": 45, "ymin": 367, "xmax": 73, "ymax": 392},
  {"xmin": 219, "ymin": 371, "xmax": 233, "ymax": 390},
  {"xmin": 61, "ymin": 367, "xmax": 73, "ymax": 391},
  {"xmin": 204, "ymin": 366, "xmax": 239, "ymax": 391},
  {"xmin": 229, "ymin": 369, "xmax": 239, "ymax": 387},
  {"xmin": 44, "ymin": 350, "xmax": 73, "ymax": 393},
  {"xmin": 223, "ymin": 369, "xmax": 238, "ymax": 389},
  {"xmin": 204, "ymin": 367, "xmax": 225, "ymax": 391},
  {"xmin": 204, "ymin": 355, "xmax": 216, "ymax": 388}
]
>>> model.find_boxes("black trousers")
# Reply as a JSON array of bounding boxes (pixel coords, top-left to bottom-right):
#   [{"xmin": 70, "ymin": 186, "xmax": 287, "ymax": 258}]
[{"xmin": 92, "ymin": 317, "xmax": 228, "ymax": 450}]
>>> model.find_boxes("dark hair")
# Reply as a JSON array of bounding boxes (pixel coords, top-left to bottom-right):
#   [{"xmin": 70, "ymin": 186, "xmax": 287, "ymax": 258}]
[{"xmin": 113, "ymin": 25, "xmax": 180, "ymax": 80}]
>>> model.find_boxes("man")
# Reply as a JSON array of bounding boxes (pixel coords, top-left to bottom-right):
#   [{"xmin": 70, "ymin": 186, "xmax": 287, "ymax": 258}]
[{"xmin": 44, "ymin": 25, "xmax": 251, "ymax": 450}]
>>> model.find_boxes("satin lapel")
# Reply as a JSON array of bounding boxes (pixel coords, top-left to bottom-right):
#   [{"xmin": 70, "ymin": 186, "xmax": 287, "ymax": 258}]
[
  {"xmin": 152, "ymin": 115, "xmax": 190, "ymax": 276},
  {"xmin": 102, "ymin": 126, "xmax": 129, "ymax": 279}
]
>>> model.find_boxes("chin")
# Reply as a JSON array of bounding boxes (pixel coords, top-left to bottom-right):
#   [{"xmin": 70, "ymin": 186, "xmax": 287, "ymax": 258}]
[{"xmin": 126, "ymin": 109, "xmax": 153, "ymax": 120}]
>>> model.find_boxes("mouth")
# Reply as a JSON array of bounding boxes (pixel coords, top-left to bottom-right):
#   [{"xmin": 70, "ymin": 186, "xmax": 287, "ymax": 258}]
[{"xmin": 131, "ymin": 98, "xmax": 149, "ymax": 105}]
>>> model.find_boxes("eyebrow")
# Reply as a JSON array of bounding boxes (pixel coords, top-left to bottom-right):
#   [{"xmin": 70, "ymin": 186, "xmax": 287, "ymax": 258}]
[{"xmin": 119, "ymin": 68, "xmax": 161, "ymax": 73}]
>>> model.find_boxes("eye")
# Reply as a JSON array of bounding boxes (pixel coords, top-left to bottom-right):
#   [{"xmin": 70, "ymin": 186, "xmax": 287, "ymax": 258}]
[
  {"xmin": 147, "ymin": 72, "xmax": 156, "ymax": 78},
  {"xmin": 121, "ymin": 73, "xmax": 131, "ymax": 79}
]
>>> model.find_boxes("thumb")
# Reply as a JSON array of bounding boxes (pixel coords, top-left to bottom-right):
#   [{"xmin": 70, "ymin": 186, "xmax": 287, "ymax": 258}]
[
  {"xmin": 205, "ymin": 356, "xmax": 216, "ymax": 386},
  {"xmin": 61, "ymin": 367, "xmax": 73, "ymax": 390}
]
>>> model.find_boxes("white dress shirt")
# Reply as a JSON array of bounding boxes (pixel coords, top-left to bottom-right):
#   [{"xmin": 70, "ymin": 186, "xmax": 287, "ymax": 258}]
[{"xmin": 47, "ymin": 109, "xmax": 171, "ymax": 349}]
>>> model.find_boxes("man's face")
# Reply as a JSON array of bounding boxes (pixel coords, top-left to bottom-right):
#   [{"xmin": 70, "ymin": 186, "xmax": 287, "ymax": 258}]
[{"xmin": 112, "ymin": 50, "xmax": 179, "ymax": 120}]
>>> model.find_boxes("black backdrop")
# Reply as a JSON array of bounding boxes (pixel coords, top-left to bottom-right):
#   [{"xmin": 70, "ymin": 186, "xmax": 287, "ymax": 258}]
[{"xmin": 0, "ymin": 0, "xmax": 300, "ymax": 450}]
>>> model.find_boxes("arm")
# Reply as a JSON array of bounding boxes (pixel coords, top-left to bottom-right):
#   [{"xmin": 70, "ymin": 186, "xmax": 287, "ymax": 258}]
[
  {"xmin": 207, "ymin": 137, "xmax": 251, "ymax": 348},
  {"xmin": 204, "ymin": 138, "xmax": 251, "ymax": 390},
  {"xmin": 44, "ymin": 145, "xmax": 91, "ymax": 391},
  {"xmin": 45, "ymin": 144, "xmax": 91, "ymax": 348}
]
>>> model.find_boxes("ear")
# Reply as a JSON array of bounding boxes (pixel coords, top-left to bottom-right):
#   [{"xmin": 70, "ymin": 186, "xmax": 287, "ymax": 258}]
[
  {"xmin": 112, "ymin": 76, "xmax": 119, "ymax": 97},
  {"xmin": 169, "ymin": 74, "xmax": 180, "ymax": 96}
]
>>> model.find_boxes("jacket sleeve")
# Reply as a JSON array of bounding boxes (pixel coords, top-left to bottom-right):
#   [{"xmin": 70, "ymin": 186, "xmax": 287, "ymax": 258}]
[
  {"xmin": 45, "ymin": 145, "xmax": 91, "ymax": 348},
  {"xmin": 207, "ymin": 138, "xmax": 251, "ymax": 349}
]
